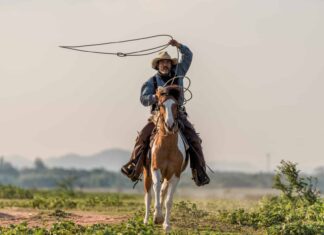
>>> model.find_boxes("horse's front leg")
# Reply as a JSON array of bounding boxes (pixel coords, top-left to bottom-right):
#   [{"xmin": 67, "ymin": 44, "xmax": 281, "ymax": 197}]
[
  {"xmin": 143, "ymin": 167, "xmax": 152, "ymax": 224},
  {"xmin": 163, "ymin": 175, "xmax": 180, "ymax": 232},
  {"xmin": 144, "ymin": 189, "xmax": 152, "ymax": 224},
  {"xmin": 152, "ymin": 168, "xmax": 164, "ymax": 224}
]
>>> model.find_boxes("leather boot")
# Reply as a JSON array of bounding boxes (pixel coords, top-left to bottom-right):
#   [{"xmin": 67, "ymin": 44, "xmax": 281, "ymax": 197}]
[
  {"xmin": 121, "ymin": 121, "xmax": 155, "ymax": 182},
  {"xmin": 121, "ymin": 160, "xmax": 136, "ymax": 178},
  {"xmin": 188, "ymin": 138, "xmax": 210, "ymax": 186},
  {"xmin": 191, "ymin": 166, "xmax": 210, "ymax": 186},
  {"xmin": 178, "ymin": 112, "xmax": 210, "ymax": 186},
  {"xmin": 121, "ymin": 153, "xmax": 145, "ymax": 182}
]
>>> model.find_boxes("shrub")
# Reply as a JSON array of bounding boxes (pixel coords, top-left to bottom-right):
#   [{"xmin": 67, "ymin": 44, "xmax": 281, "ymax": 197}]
[
  {"xmin": 217, "ymin": 160, "xmax": 324, "ymax": 234},
  {"xmin": 0, "ymin": 184, "xmax": 33, "ymax": 199}
]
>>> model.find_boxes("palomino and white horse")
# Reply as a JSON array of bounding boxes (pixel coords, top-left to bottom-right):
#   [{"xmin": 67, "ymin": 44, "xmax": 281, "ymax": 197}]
[{"xmin": 143, "ymin": 85, "xmax": 188, "ymax": 232}]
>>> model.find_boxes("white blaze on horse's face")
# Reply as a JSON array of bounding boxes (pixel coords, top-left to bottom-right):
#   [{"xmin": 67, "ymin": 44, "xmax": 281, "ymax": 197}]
[{"xmin": 163, "ymin": 99, "xmax": 176, "ymax": 132}]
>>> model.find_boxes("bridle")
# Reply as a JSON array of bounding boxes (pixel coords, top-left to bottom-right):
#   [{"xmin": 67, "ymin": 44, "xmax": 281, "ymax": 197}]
[{"xmin": 156, "ymin": 96, "xmax": 180, "ymax": 135}]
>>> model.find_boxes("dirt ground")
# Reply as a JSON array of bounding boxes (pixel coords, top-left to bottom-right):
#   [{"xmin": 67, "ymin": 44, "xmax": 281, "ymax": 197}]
[{"xmin": 0, "ymin": 207, "xmax": 129, "ymax": 229}]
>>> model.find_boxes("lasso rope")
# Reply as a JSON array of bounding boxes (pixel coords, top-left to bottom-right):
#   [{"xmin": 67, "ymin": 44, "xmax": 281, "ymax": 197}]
[
  {"xmin": 59, "ymin": 34, "xmax": 173, "ymax": 56},
  {"xmin": 59, "ymin": 34, "xmax": 192, "ymax": 104}
]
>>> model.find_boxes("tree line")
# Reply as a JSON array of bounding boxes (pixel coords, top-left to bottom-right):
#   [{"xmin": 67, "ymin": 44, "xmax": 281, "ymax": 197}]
[{"xmin": 1, "ymin": 157, "xmax": 324, "ymax": 191}]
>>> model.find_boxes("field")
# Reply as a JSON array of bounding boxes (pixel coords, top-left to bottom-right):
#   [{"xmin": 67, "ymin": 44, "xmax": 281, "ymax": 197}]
[
  {"xmin": 0, "ymin": 187, "xmax": 267, "ymax": 234},
  {"xmin": 0, "ymin": 161, "xmax": 323, "ymax": 234}
]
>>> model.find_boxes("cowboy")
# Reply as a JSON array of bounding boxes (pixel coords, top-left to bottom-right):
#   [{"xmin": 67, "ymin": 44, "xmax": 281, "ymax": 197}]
[{"xmin": 121, "ymin": 39, "xmax": 210, "ymax": 186}]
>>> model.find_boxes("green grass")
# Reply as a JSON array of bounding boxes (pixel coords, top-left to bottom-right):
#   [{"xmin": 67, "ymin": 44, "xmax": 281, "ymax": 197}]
[
  {"xmin": 0, "ymin": 199, "xmax": 264, "ymax": 235},
  {"xmin": 0, "ymin": 187, "xmax": 264, "ymax": 234},
  {"xmin": 0, "ymin": 188, "xmax": 323, "ymax": 234},
  {"xmin": 0, "ymin": 161, "xmax": 323, "ymax": 234}
]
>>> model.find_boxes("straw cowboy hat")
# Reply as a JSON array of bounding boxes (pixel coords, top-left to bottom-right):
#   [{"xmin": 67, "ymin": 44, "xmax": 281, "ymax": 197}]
[{"xmin": 151, "ymin": 51, "xmax": 178, "ymax": 70}]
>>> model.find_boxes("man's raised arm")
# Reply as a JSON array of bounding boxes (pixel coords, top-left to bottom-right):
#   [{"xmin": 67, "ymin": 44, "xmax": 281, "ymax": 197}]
[{"xmin": 169, "ymin": 39, "xmax": 193, "ymax": 76}]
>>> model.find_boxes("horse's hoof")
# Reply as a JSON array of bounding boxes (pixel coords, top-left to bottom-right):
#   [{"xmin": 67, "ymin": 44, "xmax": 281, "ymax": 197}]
[
  {"xmin": 163, "ymin": 223, "xmax": 171, "ymax": 233},
  {"xmin": 153, "ymin": 214, "xmax": 164, "ymax": 224}
]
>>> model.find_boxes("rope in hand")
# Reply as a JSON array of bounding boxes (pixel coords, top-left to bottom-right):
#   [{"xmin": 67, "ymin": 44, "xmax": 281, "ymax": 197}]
[{"xmin": 59, "ymin": 34, "xmax": 193, "ymax": 104}]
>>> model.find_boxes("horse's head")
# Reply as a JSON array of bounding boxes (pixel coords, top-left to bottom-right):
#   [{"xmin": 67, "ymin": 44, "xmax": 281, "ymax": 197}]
[{"xmin": 156, "ymin": 85, "xmax": 181, "ymax": 134}]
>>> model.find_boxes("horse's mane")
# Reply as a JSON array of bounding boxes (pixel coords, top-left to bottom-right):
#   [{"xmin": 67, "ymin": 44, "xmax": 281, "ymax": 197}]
[{"xmin": 158, "ymin": 85, "xmax": 181, "ymax": 102}]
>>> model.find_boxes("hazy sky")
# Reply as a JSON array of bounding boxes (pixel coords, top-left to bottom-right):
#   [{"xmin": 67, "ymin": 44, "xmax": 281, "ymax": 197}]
[{"xmin": 1, "ymin": 0, "xmax": 324, "ymax": 172}]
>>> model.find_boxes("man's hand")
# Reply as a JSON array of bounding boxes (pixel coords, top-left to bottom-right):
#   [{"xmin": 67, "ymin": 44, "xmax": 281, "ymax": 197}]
[
  {"xmin": 169, "ymin": 39, "xmax": 181, "ymax": 48},
  {"xmin": 153, "ymin": 95, "xmax": 158, "ymax": 103}
]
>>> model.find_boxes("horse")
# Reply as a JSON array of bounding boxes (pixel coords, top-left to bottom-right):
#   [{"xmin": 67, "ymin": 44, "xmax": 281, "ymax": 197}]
[{"xmin": 143, "ymin": 85, "xmax": 188, "ymax": 232}]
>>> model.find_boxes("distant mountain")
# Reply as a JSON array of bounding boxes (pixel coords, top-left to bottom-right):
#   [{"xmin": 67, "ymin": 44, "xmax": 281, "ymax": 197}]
[
  {"xmin": 45, "ymin": 148, "xmax": 130, "ymax": 171},
  {"xmin": 45, "ymin": 152, "xmax": 320, "ymax": 174},
  {"xmin": 2, "ymin": 149, "xmax": 131, "ymax": 171},
  {"xmin": 8, "ymin": 149, "xmax": 311, "ymax": 174},
  {"xmin": 1, "ymin": 155, "xmax": 33, "ymax": 169}
]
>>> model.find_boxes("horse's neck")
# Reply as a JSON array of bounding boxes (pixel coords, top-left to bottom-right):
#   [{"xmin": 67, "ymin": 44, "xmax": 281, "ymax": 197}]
[
  {"xmin": 156, "ymin": 120, "xmax": 166, "ymax": 135},
  {"xmin": 156, "ymin": 120, "xmax": 178, "ymax": 143}
]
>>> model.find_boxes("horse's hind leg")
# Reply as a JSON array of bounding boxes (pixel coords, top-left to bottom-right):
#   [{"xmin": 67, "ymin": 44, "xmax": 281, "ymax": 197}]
[
  {"xmin": 163, "ymin": 175, "xmax": 180, "ymax": 232},
  {"xmin": 152, "ymin": 169, "xmax": 164, "ymax": 224},
  {"xmin": 143, "ymin": 167, "xmax": 152, "ymax": 224}
]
